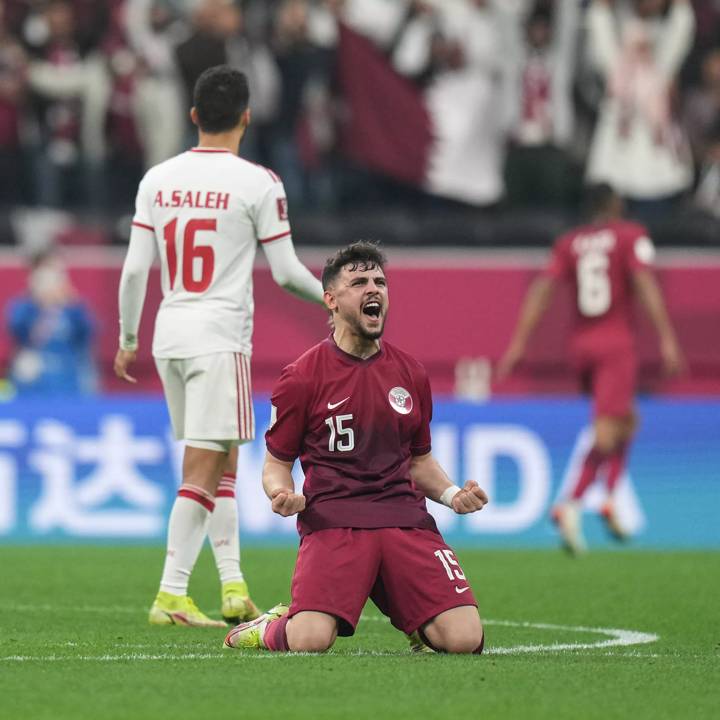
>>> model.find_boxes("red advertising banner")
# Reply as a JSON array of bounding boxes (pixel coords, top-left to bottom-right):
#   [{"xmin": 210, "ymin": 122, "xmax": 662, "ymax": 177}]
[{"xmin": 1, "ymin": 249, "xmax": 718, "ymax": 396}]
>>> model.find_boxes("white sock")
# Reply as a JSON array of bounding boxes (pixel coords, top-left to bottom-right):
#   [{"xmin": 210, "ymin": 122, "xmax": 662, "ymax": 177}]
[
  {"xmin": 159, "ymin": 485, "xmax": 214, "ymax": 595},
  {"xmin": 208, "ymin": 473, "xmax": 244, "ymax": 585}
]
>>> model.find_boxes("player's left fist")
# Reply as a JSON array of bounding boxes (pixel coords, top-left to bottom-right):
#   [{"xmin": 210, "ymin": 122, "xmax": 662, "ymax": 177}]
[{"xmin": 451, "ymin": 480, "xmax": 489, "ymax": 515}]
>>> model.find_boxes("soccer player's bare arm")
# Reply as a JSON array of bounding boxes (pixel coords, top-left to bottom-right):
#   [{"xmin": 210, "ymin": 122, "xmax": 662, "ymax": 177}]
[
  {"xmin": 262, "ymin": 451, "xmax": 306, "ymax": 517},
  {"xmin": 497, "ymin": 274, "xmax": 556, "ymax": 379},
  {"xmin": 410, "ymin": 452, "xmax": 489, "ymax": 515},
  {"xmin": 632, "ymin": 269, "xmax": 685, "ymax": 375}
]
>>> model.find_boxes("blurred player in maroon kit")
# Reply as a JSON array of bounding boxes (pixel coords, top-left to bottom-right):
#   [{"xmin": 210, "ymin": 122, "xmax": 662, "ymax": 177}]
[
  {"xmin": 224, "ymin": 241, "xmax": 489, "ymax": 654},
  {"xmin": 498, "ymin": 184, "xmax": 684, "ymax": 554}
]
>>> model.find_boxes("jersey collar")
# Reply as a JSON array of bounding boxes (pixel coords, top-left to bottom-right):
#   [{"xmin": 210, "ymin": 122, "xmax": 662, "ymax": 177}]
[
  {"xmin": 189, "ymin": 147, "xmax": 233, "ymax": 154},
  {"xmin": 325, "ymin": 333, "xmax": 384, "ymax": 365}
]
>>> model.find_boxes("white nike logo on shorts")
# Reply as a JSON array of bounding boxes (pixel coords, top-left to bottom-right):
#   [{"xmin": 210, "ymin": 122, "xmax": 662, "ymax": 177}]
[
  {"xmin": 455, "ymin": 586, "xmax": 471, "ymax": 594},
  {"xmin": 327, "ymin": 397, "xmax": 350, "ymax": 410}
]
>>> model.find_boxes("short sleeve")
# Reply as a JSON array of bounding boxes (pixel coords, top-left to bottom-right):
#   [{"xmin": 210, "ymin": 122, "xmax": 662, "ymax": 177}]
[
  {"xmin": 410, "ymin": 368, "xmax": 433, "ymax": 456},
  {"xmin": 265, "ymin": 366, "xmax": 309, "ymax": 462},
  {"xmin": 254, "ymin": 177, "xmax": 292, "ymax": 246},
  {"xmin": 544, "ymin": 238, "xmax": 573, "ymax": 280},
  {"xmin": 131, "ymin": 174, "xmax": 154, "ymax": 231},
  {"xmin": 626, "ymin": 230, "xmax": 656, "ymax": 272}
]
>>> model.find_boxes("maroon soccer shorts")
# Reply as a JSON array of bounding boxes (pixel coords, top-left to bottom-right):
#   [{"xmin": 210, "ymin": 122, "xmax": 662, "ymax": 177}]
[
  {"xmin": 574, "ymin": 349, "xmax": 637, "ymax": 418},
  {"xmin": 287, "ymin": 527, "xmax": 478, "ymax": 636}
]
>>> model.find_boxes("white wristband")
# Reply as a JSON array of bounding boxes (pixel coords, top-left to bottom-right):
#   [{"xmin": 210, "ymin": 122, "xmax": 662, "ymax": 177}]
[{"xmin": 439, "ymin": 486, "xmax": 461, "ymax": 508}]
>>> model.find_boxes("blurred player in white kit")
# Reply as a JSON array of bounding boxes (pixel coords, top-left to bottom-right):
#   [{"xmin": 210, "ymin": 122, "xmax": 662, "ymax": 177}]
[{"xmin": 115, "ymin": 65, "xmax": 324, "ymax": 627}]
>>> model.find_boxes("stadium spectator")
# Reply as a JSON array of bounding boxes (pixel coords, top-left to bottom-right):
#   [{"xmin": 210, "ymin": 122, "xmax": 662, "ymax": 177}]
[
  {"xmin": 124, "ymin": 0, "xmax": 187, "ymax": 169},
  {"xmin": 0, "ymin": 1, "xmax": 28, "ymax": 206},
  {"xmin": 102, "ymin": 2, "xmax": 147, "ymax": 210},
  {"xmin": 174, "ymin": 0, "xmax": 281, "ymax": 153},
  {"xmin": 504, "ymin": 0, "xmax": 581, "ymax": 209},
  {"xmin": 683, "ymin": 46, "xmax": 720, "ymax": 162},
  {"xmin": 413, "ymin": 0, "xmax": 514, "ymax": 207},
  {"xmin": 692, "ymin": 117, "xmax": 720, "ymax": 215},
  {"xmin": 585, "ymin": 0, "xmax": 696, "ymax": 221},
  {"xmin": 25, "ymin": 0, "xmax": 111, "ymax": 209},
  {"xmin": 115, "ymin": 66, "xmax": 324, "ymax": 627},
  {"xmin": 6, "ymin": 249, "xmax": 98, "ymax": 395},
  {"xmin": 497, "ymin": 184, "xmax": 684, "ymax": 554},
  {"xmin": 268, "ymin": 0, "xmax": 336, "ymax": 209},
  {"xmin": 224, "ymin": 241, "xmax": 489, "ymax": 655}
]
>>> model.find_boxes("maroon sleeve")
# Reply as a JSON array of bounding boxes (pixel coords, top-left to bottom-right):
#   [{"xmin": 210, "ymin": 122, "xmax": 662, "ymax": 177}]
[
  {"xmin": 265, "ymin": 366, "xmax": 310, "ymax": 462},
  {"xmin": 544, "ymin": 236, "xmax": 573, "ymax": 281},
  {"xmin": 410, "ymin": 368, "xmax": 433, "ymax": 457}
]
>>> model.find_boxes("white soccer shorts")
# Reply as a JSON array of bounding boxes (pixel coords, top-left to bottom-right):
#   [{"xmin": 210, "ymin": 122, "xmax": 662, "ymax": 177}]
[{"xmin": 155, "ymin": 352, "xmax": 255, "ymax": 447}]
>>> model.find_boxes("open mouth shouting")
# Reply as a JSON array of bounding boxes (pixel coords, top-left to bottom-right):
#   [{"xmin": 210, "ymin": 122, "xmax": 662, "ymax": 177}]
[{"xmin": 362, "ymin": 299, "xmax": 382, "ymax": 323}]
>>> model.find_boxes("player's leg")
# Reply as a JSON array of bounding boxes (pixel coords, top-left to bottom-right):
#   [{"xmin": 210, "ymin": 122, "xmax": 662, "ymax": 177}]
[
  {"xmin": 207, "ymin": 445, "xmax": 260, "ymax": 623},
  {"xmin": 420, "ymin": 606, "xmax": 484, "ymax": 654},
  {"xmin": 552, "ymin": 414, "xmax": 621, "ymax": 554},
  {"xmin": 284, "ymin": 611, "xmax": 339, "ymax": 652},
  {"xmin": 150, "ymin": 443, "xmax": 228, "ymax": 627},
  {"xmin": 224, "ymin": 528, "xmax": 380, "ymax": 652},
  {"xmin": 193, "ymin": 352, "xmax": 258, "ymax": 621},
  {"xmin": 595, "ymin": 352, "xmax": 638, "ymax": 539},
  {"xmin": 600, "ymin": 412, "xmax": 637, "ymax": 539},
  {"xmin": 553, "ymin": 354, "xmax": 627, "ymax": 553},
  {"xmin": 150, "ymin": 354, "xmax": 241, "ymax": 627},
  {"xmin": 372, "ymin": 528, "xmax": 483, "ymax": 654},
  {"xmin": 605, "ymin": 412, "xmax": 637, "ymax": 495}
]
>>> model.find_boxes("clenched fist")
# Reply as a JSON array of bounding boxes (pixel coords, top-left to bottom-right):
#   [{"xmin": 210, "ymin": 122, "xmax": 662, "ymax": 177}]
[
  {"xmin": 451, "ymin": 480, "xmax": 489, "ymax": 515},
  {"xmin": 270, "ymin": 488, "xmax": 306, "ymax": 517}
]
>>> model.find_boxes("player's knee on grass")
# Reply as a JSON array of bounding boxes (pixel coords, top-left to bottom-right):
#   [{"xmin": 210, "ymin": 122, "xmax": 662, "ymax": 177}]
[
  {"xmin": 423, "ymin": 606, "xmax": 483, "ymax": 654},
  {"xmin": 287, "ymin": 611, "xmax": 338, "ymax": 653}
]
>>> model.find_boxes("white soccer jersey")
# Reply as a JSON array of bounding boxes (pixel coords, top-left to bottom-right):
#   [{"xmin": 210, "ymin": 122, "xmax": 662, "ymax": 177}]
[{"xmin": 131, "ymin": 148, "xmax": 291, "ymax": 358}]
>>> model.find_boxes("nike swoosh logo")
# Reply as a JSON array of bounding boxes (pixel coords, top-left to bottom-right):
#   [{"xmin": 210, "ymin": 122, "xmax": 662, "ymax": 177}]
[
  {"xmin": 455, "ymin": 586, "xmax": 471, "ymax": 594},
  {"xmin": 327, "ymin": 397, "xmax": 350, "ymax": 410}
]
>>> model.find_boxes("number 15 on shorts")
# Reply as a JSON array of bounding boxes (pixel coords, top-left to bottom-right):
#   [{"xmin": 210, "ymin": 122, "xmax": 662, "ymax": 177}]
[{"xmin": 434, "ymin": 549, "xmax": 466, "ymax": 581}]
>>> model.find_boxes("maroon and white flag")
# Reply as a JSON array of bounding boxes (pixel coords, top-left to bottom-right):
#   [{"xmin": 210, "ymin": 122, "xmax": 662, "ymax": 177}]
[{"xmin": 336, "ymin": 24, "xmax": 504, "ymax": 206}]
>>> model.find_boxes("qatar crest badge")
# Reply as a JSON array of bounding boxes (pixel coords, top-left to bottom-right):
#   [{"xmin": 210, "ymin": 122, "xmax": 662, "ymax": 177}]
[{"xmin": 388, "ymin": 386, "xmax": 413, "ymax": 415}]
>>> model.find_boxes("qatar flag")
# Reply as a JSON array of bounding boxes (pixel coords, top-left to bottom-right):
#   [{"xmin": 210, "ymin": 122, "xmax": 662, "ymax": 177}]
[{"xmin": 336, "ymin": 24, "xmax": 505, "ymax": 206}]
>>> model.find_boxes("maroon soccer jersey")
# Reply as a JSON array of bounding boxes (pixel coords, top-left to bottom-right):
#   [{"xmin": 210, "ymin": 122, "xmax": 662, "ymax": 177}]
[
  {"xmin": 545, "ymin": 220, "xmax": 655, "ymax": 354},
  {"xmin": 266, "ymin": 336, "xmax": 438, "ymax": 536}
]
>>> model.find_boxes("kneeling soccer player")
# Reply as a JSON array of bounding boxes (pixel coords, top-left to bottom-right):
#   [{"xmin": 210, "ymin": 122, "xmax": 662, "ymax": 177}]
[{"xmin": 224, "ymin": 241, "xmax": 489, "ymax": 654}]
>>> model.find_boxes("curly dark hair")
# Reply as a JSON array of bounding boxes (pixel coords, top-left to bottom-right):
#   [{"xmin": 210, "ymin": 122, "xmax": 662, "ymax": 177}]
[{"xmin": 321, "ymin": 241, "xmax": 387, "ymax": 290}]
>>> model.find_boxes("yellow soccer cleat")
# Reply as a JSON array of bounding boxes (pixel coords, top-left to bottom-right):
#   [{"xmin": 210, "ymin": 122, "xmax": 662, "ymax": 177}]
[
  {"xmin": 221, "ymin": 580, "xmax": 261, "ymax": 624},
  {"xmin": 148, "ymin": 591, "xmax": 227, "ymax": 628},
  {"xmin": 406, "ymin": 630, "xmax": 435, "ymax": 654},
  {"xmin": 223, "ymin": 603, "xmax": 289, "ymax": 650}
]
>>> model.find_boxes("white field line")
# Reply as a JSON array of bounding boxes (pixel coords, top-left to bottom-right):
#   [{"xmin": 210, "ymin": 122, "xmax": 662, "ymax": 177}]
[{"xmin": 0, "ymin": 603, "xmax": 660, "ymax": 661}]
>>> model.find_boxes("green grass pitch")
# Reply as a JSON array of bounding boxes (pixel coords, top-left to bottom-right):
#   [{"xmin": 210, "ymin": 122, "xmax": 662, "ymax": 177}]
[{"xmin": 1, "ymin": 546, "xmax": 718, "ymax": 719}]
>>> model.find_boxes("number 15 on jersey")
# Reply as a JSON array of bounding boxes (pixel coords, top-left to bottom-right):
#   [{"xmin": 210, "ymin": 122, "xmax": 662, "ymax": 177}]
[{"xmin": 325, "ymin": 414, "xmax": 354, "ymax": 452}]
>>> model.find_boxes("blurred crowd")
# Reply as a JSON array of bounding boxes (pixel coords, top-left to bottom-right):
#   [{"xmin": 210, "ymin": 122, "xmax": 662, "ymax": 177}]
[{"xmin": 1, "ymin": 0, "xmax": 720, "ymax": 230}]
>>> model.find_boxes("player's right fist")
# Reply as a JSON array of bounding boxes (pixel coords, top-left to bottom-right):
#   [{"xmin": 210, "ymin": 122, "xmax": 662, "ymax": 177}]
[{"xmin": 270, "ymin": 489, "xmax": 306, "ymax": 517}]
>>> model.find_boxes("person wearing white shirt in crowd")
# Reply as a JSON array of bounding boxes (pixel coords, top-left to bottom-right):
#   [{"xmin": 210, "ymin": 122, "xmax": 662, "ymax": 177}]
[
  {"xmin": 115, "ymin": 65, "xmax": 324, "ymax": 627},
  {"xmin": 586, "ymin": 0, "xmax": 695, "ymax": 217}
]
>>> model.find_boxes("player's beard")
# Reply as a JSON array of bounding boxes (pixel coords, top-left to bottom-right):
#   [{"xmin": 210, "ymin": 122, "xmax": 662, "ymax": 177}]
[{"xmin": 353, "ymin": 311, "xmax": 386, "ymax": 341}]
